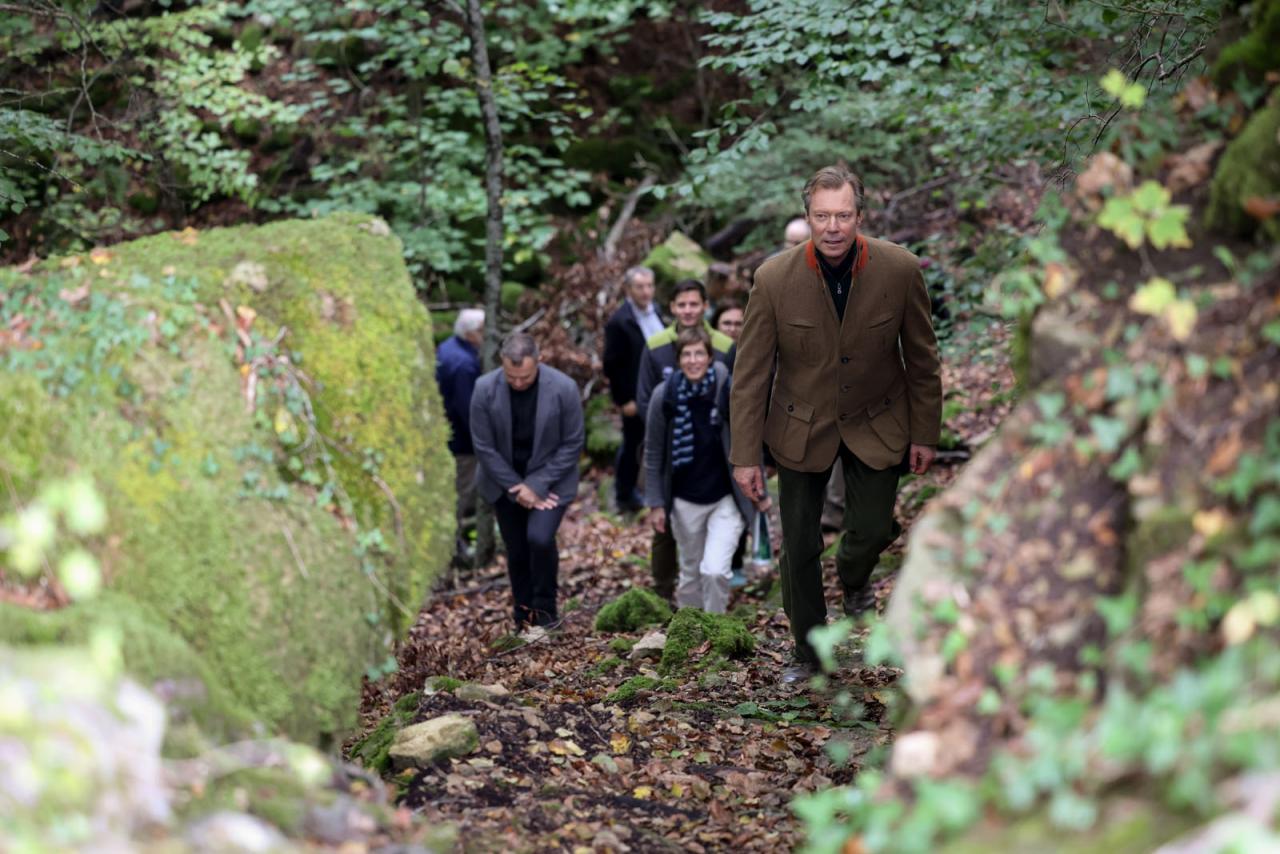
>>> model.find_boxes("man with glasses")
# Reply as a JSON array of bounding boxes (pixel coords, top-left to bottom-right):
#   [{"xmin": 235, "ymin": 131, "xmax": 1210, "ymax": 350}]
[{"xmin": 729, "ymin": 165, "xmax": 942, "ymax": 682}]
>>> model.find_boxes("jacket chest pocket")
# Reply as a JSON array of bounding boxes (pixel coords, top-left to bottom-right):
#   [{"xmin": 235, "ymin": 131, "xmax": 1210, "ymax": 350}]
[
  {"xmin": 866, "ymin": 312, "xmax": 898, "ymax": 353},
  {"xmin": 781, "ymin": 319, "xmax": 820, "ymax": 366}
]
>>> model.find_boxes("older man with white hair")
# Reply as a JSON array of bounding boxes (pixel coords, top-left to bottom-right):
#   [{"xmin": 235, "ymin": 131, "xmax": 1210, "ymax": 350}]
[{"xmin": 436, "ymin": 308, "xmax": 486, "ymax": 563}]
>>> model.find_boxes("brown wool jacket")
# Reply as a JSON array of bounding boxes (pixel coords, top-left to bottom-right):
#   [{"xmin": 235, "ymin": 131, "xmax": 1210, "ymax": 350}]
[{"xmin": 728, "ymin": 236, "xmax": 942, "ymax": 472}]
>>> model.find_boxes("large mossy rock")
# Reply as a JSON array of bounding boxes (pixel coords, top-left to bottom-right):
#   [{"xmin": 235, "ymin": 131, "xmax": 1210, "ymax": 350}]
[
  {"xmin": 641, "ymin": 231, "xmax": 712, "ymax": 290},
  {"xmin": 0, "ymin": 214, "xmax": 454, "ymax": 743},
  {"xmin": 1206, "ymin": 103, "xmax": 1280, "ymax": 242}
]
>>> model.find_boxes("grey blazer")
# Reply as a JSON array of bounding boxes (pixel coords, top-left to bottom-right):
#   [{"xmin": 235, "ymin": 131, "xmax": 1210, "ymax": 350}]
[{"xmin": 469, "ymin": 364, "xmax": 585, "ymax": 505}]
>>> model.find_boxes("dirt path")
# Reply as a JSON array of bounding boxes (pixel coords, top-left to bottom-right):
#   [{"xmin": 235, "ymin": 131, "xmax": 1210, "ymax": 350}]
[{"xmin": 355, "ymin": 319, "xmax": 1014, "ymax": 852}]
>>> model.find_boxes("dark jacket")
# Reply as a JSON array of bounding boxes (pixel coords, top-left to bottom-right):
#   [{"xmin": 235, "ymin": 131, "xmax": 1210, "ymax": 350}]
[
  {"xmin": 635, "ymin": 321, "xmax": 736, "ymax": 418},
  {"xmin": 470, "ymin": 364, "xmax": 585, "ymax": 504},
  {"xmin": 436, "ymin": 334, "xmax": 481, "ymax": 455},
  {"xmin": 643, "ymin": 362, "xmax": 755, "ymax": 525},
  {"xmin": 729, "ymin": 237, "xmax": 942, "ymax": 472},
  {"xmin": 603, "ymin": 300, "xmax": 663, "ymax": 407}
]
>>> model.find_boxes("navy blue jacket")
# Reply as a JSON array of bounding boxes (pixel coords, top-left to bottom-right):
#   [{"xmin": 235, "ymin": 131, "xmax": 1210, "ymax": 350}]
[{"xmin": 436, "ymin": 335, "xmax": 481, "ymax": 455}]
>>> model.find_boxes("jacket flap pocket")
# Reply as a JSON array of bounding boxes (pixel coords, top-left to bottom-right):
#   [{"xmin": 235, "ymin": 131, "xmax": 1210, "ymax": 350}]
[
  {"xmin": 785, "ymin": 319, "xmax": 817, "ymax": 329},
  {"xmin": 867, "ymin": 313, "xmax": 896, "ymax": 328},
  {"xmin": 865, "ymin": 382, "xmax": 905, "ymax": 419},
  {"xmin": 780, "ymin": 396, "xmax": 814, "ymax": 423}
]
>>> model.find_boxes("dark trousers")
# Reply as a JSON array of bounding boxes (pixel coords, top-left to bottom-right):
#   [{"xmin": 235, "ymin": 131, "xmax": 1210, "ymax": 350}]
[
  {"xmin": 615, "ymin": 413, "xmax": 645, "ymax": 504},
  {"xmin": 651, "ymin": 527, "xmax": 677, "ymax": 600},
  {"xmin": 493, "ymin": 496, "xmax": 569, "ymax": 628},
  {"xmin": 777, "ymin": 444, "xmax": 903, "ymax": 663}
]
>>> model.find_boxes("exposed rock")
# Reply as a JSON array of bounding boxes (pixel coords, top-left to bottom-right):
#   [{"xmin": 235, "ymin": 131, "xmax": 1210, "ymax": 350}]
[
  {"xmin": 388, "ymin": 714, "xmax": 479, "ymax": 770},
  {"xmin": 642, "ymin": 231, "xmax": 712, "ymax": 287},
  {"xmin": 185, "ymin": 812, "xmax": 289, "ymax": 853},
  {"xmin": 629, "ymin": 630, "xmax": 667, "ymax": 661},
  {"xmin": 455, "ymin": 682, "xmax": 510, "ymax": 703},
  {"xmin": 891, "ymin": 731, "xmax": 941, "ymax": 778}
]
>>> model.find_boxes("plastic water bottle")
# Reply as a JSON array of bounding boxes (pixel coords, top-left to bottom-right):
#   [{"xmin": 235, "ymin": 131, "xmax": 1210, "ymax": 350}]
[{"xmin": 749, "ymin": 511, "xmax": 773, "ymax": 570}]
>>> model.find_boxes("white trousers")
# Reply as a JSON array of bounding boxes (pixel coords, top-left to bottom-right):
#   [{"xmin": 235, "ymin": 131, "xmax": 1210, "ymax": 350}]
[{"xmin": 670, "ymin": 495, "xmax": 747, "ymax": 614}]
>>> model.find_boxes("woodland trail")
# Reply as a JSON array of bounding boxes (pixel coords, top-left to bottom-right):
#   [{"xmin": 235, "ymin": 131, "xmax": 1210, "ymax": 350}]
[{"xmin": 354, "ymin": 319, "xmax": 1014, "ymax": 852}]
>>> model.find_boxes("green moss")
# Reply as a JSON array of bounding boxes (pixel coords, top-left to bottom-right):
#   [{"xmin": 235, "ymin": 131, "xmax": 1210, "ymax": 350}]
[
  {"xmin": 1206, "ymin": 104, "xmax": 1280, "ymax": 242},
  {"xmin": 641, "ymin": 232, "xmax": 712, "ymax": 290},
  {"xmin": 609, "ymin": 637, "xmax": 637, "ymax": 654},
  {"xmin": 605, "ymin": 675, "xmax": 671, "ymax": 703},
  {"xmin": 1211, "ymin": 0, "xmax": 1280, "ymax": 86},
  {"xmin": 429, "ymin": 676, "xmax": 463, "ymax": 692},
  {"xmin": 1, "ymin": 215, "xmax": 455, "ymax": 744},
  {"xmin": 182, "ymin": 767, "xmax": 316, "ymax": 834},
  {"xmin": 0, "ymin": 595, "xmax": 255, "ymax": 745},
  {"xmin": 348, "ymin": 692, "xmax": 421, "ymax": 774},
  {"xmin": 657, "ymin": 608, "xmax": 756, "ymax": 675},
  {"xmin": 586, "ymin": 656, "xmax": 623, "ymax": 677},
  {"xmin": 594, "ymin": 588, "xmax": 673, "ymax": 633},
  {"xmin": 501, "ymin": 281, "xmax": 527, "ymax": 312}
]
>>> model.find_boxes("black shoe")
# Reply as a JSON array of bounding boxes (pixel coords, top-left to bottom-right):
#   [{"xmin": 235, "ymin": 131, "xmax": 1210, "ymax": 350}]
[
  {"xmin": 842, "ymin": 585, "xmax": 878, "ymax": 618},
  {"xmin": 890, "ymin": 519, "xmax": 903, "ymax": 542},
  {"xmin": 781, "ymin": 661, "xmax": 817, "ymax": 684}
]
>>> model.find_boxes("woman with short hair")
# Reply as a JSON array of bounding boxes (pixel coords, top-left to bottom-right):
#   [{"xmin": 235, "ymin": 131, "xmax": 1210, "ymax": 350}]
[{"xmin": 644, "ymin": 327, "xmax": 768, "ymax": 613}]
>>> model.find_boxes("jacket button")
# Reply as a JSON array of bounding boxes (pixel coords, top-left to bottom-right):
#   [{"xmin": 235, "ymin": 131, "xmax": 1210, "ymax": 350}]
[
  {"xmin": 842, "ymin": 385, "xmax": 850, "ymax": 392},
  {"xmin": 884, "ymin": 397, "xmax": 891, "ymax": 404},
  {"xmin": 839, "ymin": 413, "xmax": 848, "ymax": 421},
  {"xmin": 787, "ymin": 404, "xmax": 794, "ymax": 413},
  {"xmin": 841, "ymin": 356, "xmax": 850, "ymax": 364}
]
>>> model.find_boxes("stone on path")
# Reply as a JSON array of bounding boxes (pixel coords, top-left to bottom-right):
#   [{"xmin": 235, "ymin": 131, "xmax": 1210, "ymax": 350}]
[
  {"xmin": 455, "ymin": 682, "xmax": 510, "ymax": 703},
  {"xmin": 388, "ymin": 714, "xmax": 479, "ymax": 770},
  {"xmin": 629, "ymin": 630, "xmax": 667, "ymax": 662}
]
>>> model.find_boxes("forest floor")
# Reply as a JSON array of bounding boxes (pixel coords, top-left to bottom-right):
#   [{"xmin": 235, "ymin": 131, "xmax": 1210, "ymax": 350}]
[{"xmin": 354, "ymin": 316, "xmax": 1015, "ymax": 852}]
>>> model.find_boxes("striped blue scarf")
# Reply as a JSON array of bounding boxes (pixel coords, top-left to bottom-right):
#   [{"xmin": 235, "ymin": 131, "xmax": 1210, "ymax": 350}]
[{"xmin": 671, "ymin": 371, "xmax": 714, "ymax": 469}]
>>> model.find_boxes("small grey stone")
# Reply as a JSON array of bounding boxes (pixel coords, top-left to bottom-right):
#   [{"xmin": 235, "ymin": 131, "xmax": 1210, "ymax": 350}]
[
  {"xmin": 455, "ymin": 682, "xmax": 510, "ymax": 703},
  {"xmin": 629, "ymin": 631, "xmax": 666, "ymax": 661}
]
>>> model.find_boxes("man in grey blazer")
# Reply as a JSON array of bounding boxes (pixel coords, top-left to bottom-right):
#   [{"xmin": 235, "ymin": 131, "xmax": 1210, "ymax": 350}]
[{"xmin": 470, "ymin": 332, "xmax": 585, "ymax": 631}]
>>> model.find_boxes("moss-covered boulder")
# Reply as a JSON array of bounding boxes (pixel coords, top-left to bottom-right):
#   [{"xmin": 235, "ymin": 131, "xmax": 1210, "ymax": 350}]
[
  {"xmin": 595, "ymin": 587, "xmax": 673, "ymax": 632},
  {"xmin": 642, "ymin": 231, "xmax": 712, "ymax": 291},
  {"xmin": 348, "ymin": 692, "xmax": 422, "ymax": 774},
  {"xmin": 1206, "ymin": 104, "xmax": 1280, "ymax": 242},
  {"xmin": 0, "ymin": 214, "xmax": 454, "ymax": 744},
  {"xmin": 657, "ymin": 608, "xmax": 755, "ymax": 675},
  {"xmin": 1210, "ymin": 0, "xmax": 1280, "ymax": 86}
]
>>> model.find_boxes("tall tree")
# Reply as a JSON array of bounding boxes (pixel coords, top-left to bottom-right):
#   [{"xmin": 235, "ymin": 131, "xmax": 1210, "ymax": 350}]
[{"xmin": 443, "ymin": 0, "xmax": 504, "ymax": 567}]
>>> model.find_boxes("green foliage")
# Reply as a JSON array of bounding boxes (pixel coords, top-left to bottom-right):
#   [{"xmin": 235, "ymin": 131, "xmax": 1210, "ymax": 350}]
[
  {"xmin": 594, "ymin": 587, "xmax": 673, "ymax": 632},
  {"xmin": 1097, "ymin": 182, "xmax": 1191, "ymax": 250},
  {"xmin": 657, "ymin": 607, "xmax": 755, "ymax": 675},
  {"xmin": 1206, "ymin": 104, "xmax": 1280, "ymax": 242},
  {"xmin": 349, "ymin": 691, "xmax": 421, "ymax": 774}
]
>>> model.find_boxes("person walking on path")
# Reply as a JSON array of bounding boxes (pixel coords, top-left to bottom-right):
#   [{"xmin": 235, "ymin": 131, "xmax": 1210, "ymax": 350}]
[
  {"xmin": 644, "ymin": 327, "xmax": 767, "ymax": 614},
  {"xmin": 436, "ymin": 308, "xmax": 485, "ymax": 564},
  {"xmin": 603, "ymin": 266, "xmax": 665, "ymax": 514},
  {"xmin": 635, "ymin": 279, "xmax": 736, "ymax": 602},
  {"xmin": 729, "ymin": 165, "xmax": 942, "ymax": 682},
  {"xmin": 470, "ymin": 332, "xmax": 585, "ymax": 634}
]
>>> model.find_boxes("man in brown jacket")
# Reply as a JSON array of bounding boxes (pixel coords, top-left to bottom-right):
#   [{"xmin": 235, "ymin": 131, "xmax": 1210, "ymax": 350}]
[{"xmin": 730, "ymin": 165, "xmax": 942, "ymax": 681}]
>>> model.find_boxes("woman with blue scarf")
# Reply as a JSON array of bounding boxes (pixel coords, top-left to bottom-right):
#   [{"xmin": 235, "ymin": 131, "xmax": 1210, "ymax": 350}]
[{"xmin": 644, "ymin": 327, "xmax": 769, "ymax": 613}]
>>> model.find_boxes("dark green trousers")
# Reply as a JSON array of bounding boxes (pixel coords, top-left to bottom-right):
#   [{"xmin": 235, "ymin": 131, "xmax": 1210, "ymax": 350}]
[
  {"xmin": 777, "ymin": 444, "xmax": 903, "ymax": 663},
  {"xmin": 651, "ymin": 526, "xmax": 677, "ymax": 600}
]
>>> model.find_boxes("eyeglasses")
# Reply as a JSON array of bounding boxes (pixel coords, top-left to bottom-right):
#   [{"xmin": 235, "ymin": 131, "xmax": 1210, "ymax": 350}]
[
  {"xmin": 678, "ymin": 350, "xmax": 710, "ymax": 361},
  {"xmin": 810, "ymin": 212, "xmax": 856, "ymax": 227}
]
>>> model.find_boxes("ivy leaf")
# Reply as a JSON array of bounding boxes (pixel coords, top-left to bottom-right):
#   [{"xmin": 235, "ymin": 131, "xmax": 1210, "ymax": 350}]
[
  {"xmin": 1089, "ymin": 415, "xmax": 1128, "ymax": 454},
  {"xmin": 1098, "ymin": 196, "xmax": 1144, "ymax": 248},
  {"xmin": 1147, "ymin": 206, "xmax": 1192, "ymax": 249},
  {"xmin": 1130, "ymin": 180, "xmax": 1170, "ymax": 214},
  {"xmin": 1129, "ymin": 277, "xmax": 1177, "ymax": 316}
]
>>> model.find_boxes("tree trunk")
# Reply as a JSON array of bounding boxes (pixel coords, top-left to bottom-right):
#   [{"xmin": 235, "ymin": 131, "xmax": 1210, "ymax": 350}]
[{"xmin": 462, "ymin": 0, "xmax": 505, "ymax": 569}]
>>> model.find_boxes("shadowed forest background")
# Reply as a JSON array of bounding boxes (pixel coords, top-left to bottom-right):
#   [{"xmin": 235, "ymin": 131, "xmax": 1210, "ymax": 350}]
[{"xmin": 2, "ymin": 0, "xmax": 1279, "ymax": 851}]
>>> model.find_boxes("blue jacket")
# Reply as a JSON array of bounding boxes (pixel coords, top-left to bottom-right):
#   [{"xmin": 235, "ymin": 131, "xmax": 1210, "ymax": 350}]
[{"xmin": 436, "ymin": 335, "xmax": 481, "ymax": 455}]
